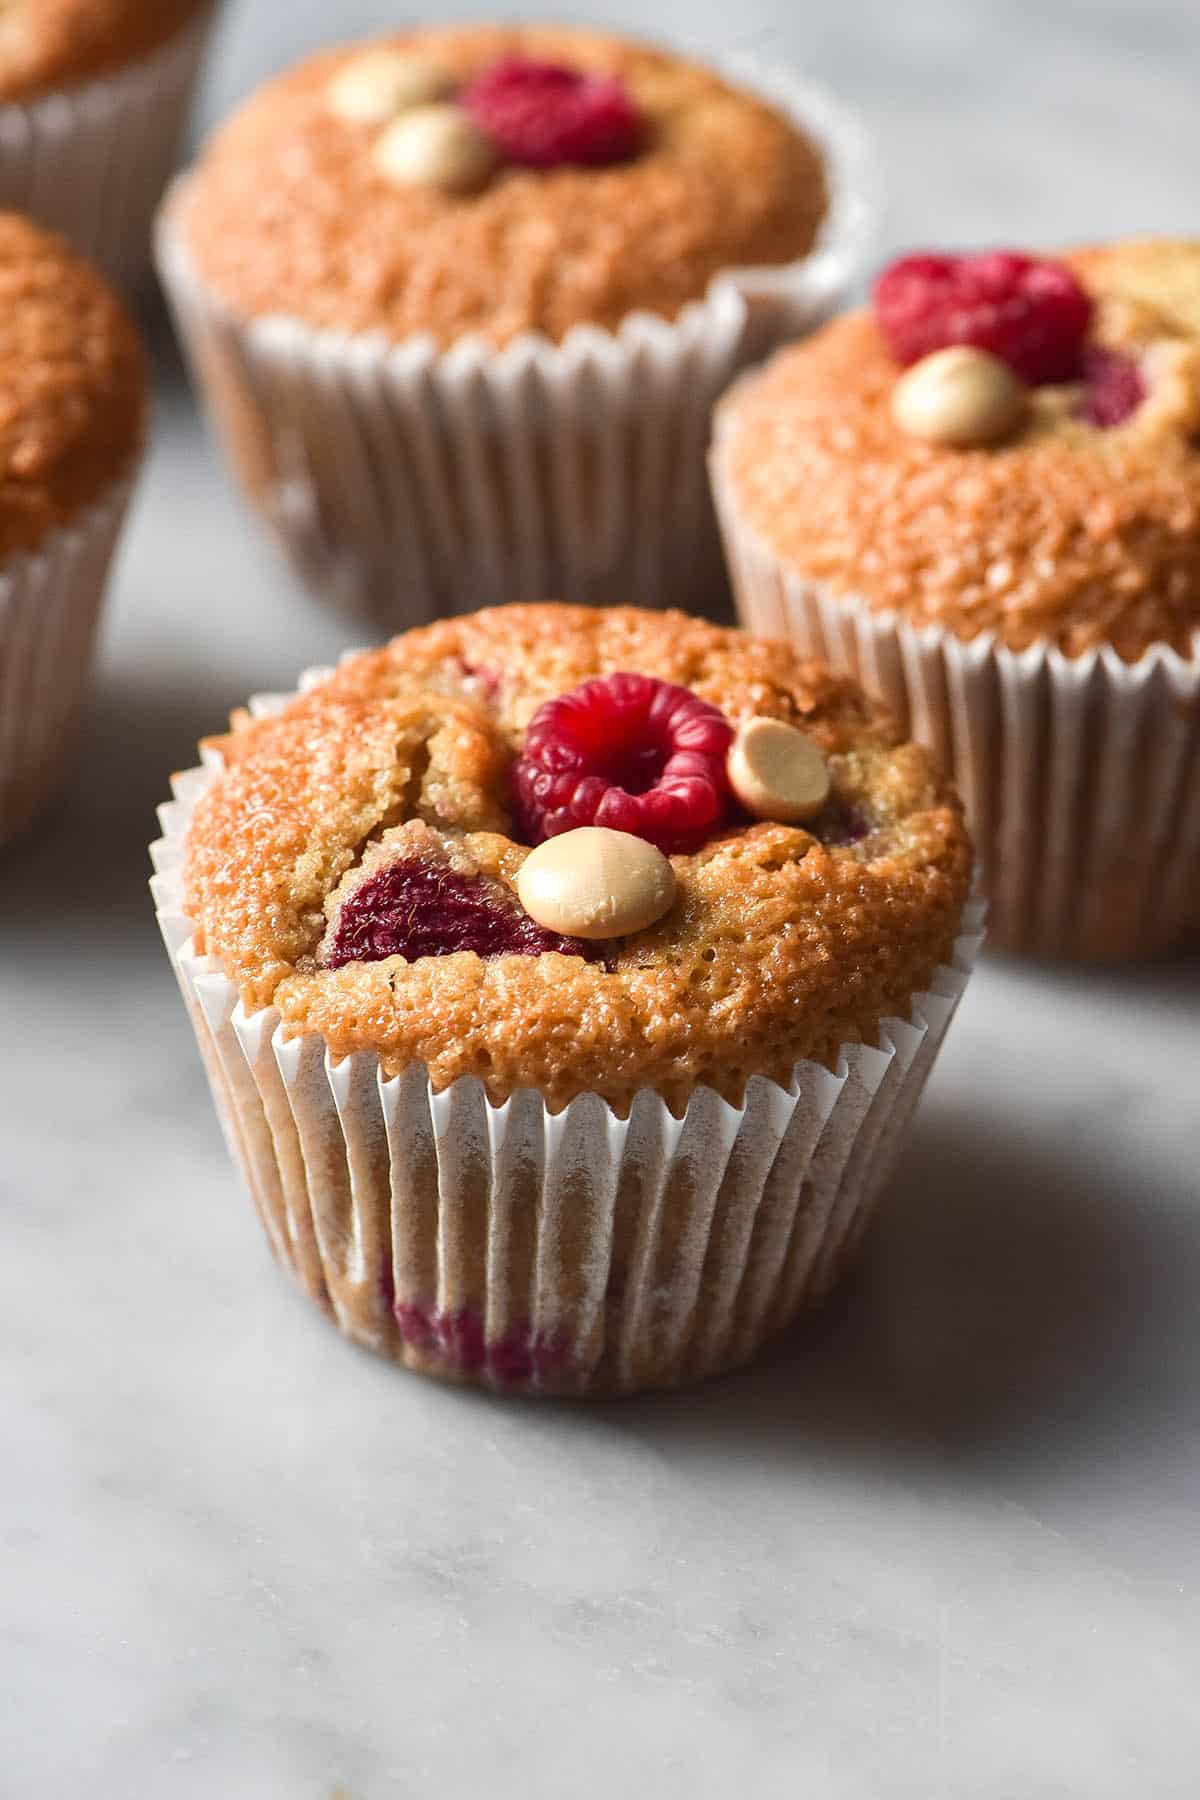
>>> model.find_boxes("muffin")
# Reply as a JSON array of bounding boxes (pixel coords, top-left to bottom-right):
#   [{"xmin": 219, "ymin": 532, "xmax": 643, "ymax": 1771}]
[
  {"xmin": 0, "ymin": 1, "xmax": 217, "ymax": 289},
  {"xmin": 0, "ymin": 210, "xmax": 146, "ymax": 846},
  {"xmin": 155, "ymin": 23, "xmax": 875, "ymax": 628},
  {"xmin": 713, "ymin": 239, "xmax": 1200, "ymax": 958},
  {"xmin": 151, "ymin": 603, "xmax": 979, "ymax": 1396}
]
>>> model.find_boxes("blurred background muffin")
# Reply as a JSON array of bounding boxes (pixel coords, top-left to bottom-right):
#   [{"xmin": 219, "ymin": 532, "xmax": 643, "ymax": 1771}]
[
  {"xmin": 713, "ymin": 238, "xmax": 1200, "ymax": 959},
  {"xmin": 157, "ymin": 21, "xmax": 875, "ymax": 628},
  {"xmin": 0, "ymin": 210, "xmax": 146, "ymax": 845},
  {"xmin": 0, "ymin": 0, "xmax": 218, "ymax": 290}
]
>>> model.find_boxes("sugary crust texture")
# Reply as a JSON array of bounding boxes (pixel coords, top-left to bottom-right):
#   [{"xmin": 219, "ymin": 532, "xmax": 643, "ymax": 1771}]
[
  {"xmin": 184, "ymin": 606, "xmax": 971, "ymax": 1114},
  {"xmin": 0, "ymin": 0, "xmax": 207, "ymax": 102},
  {"xmin": 0, "ymin": 211, "xmax": 145, "ymax": 555},
  {"xmin": 718, "ymin": 238, "xmax": 1200, "ymax": 661},
  {"xmin": 176, "ymin": 23, "xmax": 827, "ymax": 347}
]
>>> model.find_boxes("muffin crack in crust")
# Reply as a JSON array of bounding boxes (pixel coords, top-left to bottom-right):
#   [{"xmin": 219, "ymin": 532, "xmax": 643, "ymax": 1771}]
[
  {"xmin": 173, "ymin": 24, "xmax": 828, "ymax": 347},
  {"xmin": 184, "ymin": 608, "xmax": 971, "ymax": 1114}
]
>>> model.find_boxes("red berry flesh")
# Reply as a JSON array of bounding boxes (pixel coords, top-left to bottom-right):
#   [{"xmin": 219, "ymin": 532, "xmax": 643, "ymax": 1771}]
[
  {"xmin": 1080, "ymin": 346, "xmax": 1146, "ymax": 428},
  {"xmin": 513, "ymin": 672, "xmax": 734, "ymax": 853},
  {"xmin": 323, "ymin": 858, "xmax": 591, "ymax": 967},
  {"xmin": 514, "ymin": 676, "xmax": 734, "ymax": 856},
  {"xmin": 462, "ymin": 56, "xmax": 643, "ymax": 169},
  {"xmin": 394, "ymin": 1301, "xmax": 573, "ymax": 1386},
  {"xmin": 874, "ymin": 250, "xmax": 1093, "ymax": 385},
  {"xmin": 454, "ymin": 657, "xmax": 502, "ymax": 702}
]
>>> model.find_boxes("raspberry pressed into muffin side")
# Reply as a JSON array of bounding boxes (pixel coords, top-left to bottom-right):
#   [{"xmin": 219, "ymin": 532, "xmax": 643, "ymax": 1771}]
[{"xmin": 183, "ymin": 605, "xmax": 972, "ymax": 1115}]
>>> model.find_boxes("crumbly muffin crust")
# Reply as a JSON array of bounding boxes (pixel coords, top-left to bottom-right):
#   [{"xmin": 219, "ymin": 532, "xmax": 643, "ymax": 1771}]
[
  {"xmin": 0, "ymin": 0, "xmax": 207, "ymax": 102},
  {"xmin": 718, "ymin": 238, "xmax": 1200, "ymax": 662},
  {"xmin": 175, "ymin": 24, "xmax": 828, "ymax": 348},
  {"xmin": 184, "ymin": 606, "xmax": 971, "ymax": 1113},
  {"xmin": 0, "ymin": 211, "xmax": 145, "ymax": 555}
]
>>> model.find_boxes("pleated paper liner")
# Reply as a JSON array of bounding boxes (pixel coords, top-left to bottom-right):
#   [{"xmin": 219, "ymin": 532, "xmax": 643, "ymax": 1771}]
[
  {"xmin": 0, "ymin": 477, "xmax": 135, "ymax": 847},
  {"xmin": 155, "ymin": 58, "xmax": 879, "ymax": 631},
  {"xmin": 711, "ymin": 433, "xmax": 1200, "ymax": 960},
  {"xmin": 0, "ymin": 9, "xmax": 216, "ymax": 291},
  {"xmin": 150, "ymin": 665, "xmax": 982, "ymax": 1397}
]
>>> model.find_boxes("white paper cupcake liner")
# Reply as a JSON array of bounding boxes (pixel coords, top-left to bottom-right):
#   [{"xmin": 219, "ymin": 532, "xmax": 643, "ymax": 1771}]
[
  {"xmin": 149, "ymin": 661, "xmax": 981, "ymax": 1397},
  {"xmin": 712, "ymin": 434, "xmax": 1200, "ymax": 959},
  {"xmin": 0, "ymin": 9, "xmax": 215, "ymax": 291},
  {"xmin": 0, "ymin": 477, "xmax": 135, "ymax": 846},
  {"xmin": 154, "ymin": 58, "xmax": 878, "ymax": 629}
]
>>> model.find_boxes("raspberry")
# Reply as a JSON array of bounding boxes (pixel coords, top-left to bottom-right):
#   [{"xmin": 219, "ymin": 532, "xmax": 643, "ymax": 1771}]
[
  {"xmin": 323, "ymin": 858, "xmax": 590, "ymax": 967},
  {"xmin": 396, "ymin": 1302, "xmax": 486, "ymax": 1373},
  {"xmin": 513, "ymin": 672, "xmax": 733, "ymax": 853},
  {"xmin": 462, "ymin": 56, "xmax": 642, "ymax": 169},
  {"xmin": 486, "ymin": 1321, "xmax": 572, "ymax": 1386},
  {"xmin": 393, "ymin": 1301, "xmax": 573, "ymax": 1386},
  {"xmin": 874, "ymin": 251, "xmax": 1093, "ymax": 385},
  {"xmin": 454, "ymin": 657, "xmax": 502, "ymax": 702},
  {"xmin": 1080, "ymin": 346, "xmax": 1145, "ymax": 428}
]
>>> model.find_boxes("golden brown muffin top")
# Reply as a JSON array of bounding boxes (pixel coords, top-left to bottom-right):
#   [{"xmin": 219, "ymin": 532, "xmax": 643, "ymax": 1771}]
[
  {"xmin": 0, "ymin": 0, "xmax": 207, "ymax": 102},
  {"xmin": 183, "ymin": 605, "xmax": 971, "ymax": 1114},
  {"xmin": 174, "ymin": 23, "xmax": 828, "ymax": 348},
  {"xmin": 717, "ymin": 239, "xmax": 1200, "ymax": 662},
  {"xmin": 0, "ymin": 211, "xmax": 145, "ymax": 555}
]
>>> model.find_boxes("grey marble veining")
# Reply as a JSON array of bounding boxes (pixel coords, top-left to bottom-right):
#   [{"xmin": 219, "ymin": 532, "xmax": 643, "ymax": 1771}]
[{"xmin": 3, "ymin": 3, "xmax": 1200, "ymax": 1795}]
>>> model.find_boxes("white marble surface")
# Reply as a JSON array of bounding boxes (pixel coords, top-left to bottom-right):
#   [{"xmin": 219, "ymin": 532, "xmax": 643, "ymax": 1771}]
[{"xmin": 4, "ymin": 2, "xmax": 1200, "ymax": 1794}]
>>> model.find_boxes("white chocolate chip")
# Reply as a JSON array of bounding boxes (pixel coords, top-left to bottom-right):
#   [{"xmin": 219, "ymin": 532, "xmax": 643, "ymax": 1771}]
[
  {"xmin": 891, "ymin": 346, "xmax": 1029, "ymax": 447},
  {"xmin": 373, "ymin": 104, "xmax": 497, "ymax": 193},
  {"xmin": 328, "ymin": 50, "xmax": 454, "ymax": 125},
  {"xmin": 727, "ymin": 717, "xmax": 831, "ymax": 824},
  {"xmin": 516, "ymin": 828, "xmax": 676, "ymax": 941}
]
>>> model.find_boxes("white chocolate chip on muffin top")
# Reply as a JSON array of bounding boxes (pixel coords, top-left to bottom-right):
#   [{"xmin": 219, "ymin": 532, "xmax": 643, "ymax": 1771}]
[
  {"xmin": 891, "ymin": 346, "xmax": 1028, "ymax": 446},
  {"xmin": 373, "ymin": 103, "xmax": 496, "ymax": 191},
  {"xmin": 517, "ymin": 827, "xmax": 677, "ymax": 938},
  {"xmin": 727, "ymin": 716, "xmax": 831, "ymax": 822},
  {"xmin": 327, "ymin": 48, "xmax": 453, "ymax": 124}
]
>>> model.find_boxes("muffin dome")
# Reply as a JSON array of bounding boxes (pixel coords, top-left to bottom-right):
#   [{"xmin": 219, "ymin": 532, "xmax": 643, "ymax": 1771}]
[
  {"xmin": 184, "ymin": 605, "xmax": 971, "ymax": 1114},
  {"xmin": 0, "ymin": 0, "xmax": 206, "ymax": 101},
  {"xmin": 173, "ymin": 23, "xmax": 828, "ymax": 346},
  {"xmin": 0, "ymin": 210, "xmax": 145, "ymax": 555},
  {"xmin": 718, "ymin": 238, "xmax": 1200, "ymax": 661}
]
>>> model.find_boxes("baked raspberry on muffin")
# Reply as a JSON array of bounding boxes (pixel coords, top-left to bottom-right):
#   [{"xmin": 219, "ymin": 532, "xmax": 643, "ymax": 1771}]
[
  {"xmin": 0, "ymin": 210, "xmax": 146, "ymax": 846},
  {"xmin": 155, "ymin": 22, "xmax": 874, "ymax": 626},
  {"xmin": 713, "ymin": 237, "xmax": 1200, "ymax": 959},
  {"xmin": 0, "ymin": 1, "xmax": 216, "ymax": 288},
  {"xmin": 152, "ymin": 604, "xmax": 977, "ymax": 1396}
]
